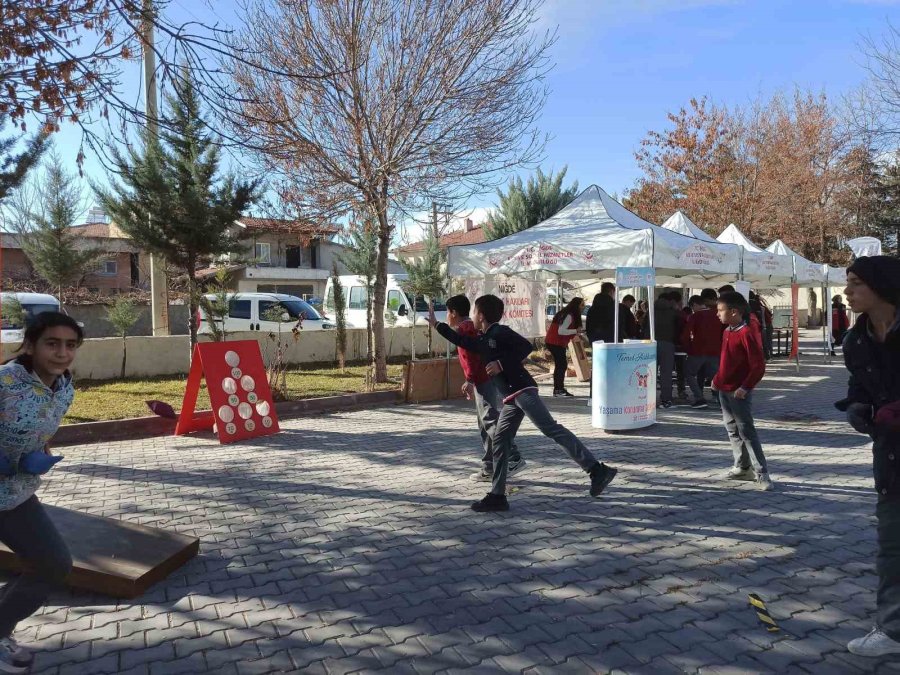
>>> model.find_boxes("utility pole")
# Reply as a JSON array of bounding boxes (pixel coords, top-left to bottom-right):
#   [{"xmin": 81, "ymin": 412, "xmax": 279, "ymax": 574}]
[{"xmin": 143, "ymin": 0, "xmax": 170, "ymax": 336}]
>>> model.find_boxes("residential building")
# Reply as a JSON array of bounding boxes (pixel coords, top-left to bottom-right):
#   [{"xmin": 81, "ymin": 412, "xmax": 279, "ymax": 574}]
[
  {"xmin": 0, "ymin": 220, "xmax": 144, "ymax": 294},
  {"xmin": 196, "ymin": 217, "xmax": 404, "ymax": 300},
  {"xmin": 394, "ymin": 218, "xmax": 486, "ymax": 265}
]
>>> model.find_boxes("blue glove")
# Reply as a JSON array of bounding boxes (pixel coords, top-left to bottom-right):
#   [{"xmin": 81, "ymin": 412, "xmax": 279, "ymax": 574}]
[
  {"xmin": 0, "ymin": 455, "xmax": 16, "ymax": 477},
  {"xmin": 18, "ymin": 451, "xmax": 63, "ymax": 475}
]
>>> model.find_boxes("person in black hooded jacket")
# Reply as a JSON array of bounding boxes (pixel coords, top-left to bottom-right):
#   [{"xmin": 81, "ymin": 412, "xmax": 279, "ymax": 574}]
[
  {"xmin": 585, "ymin": 282, "xmax": 637, "ymax": 343},
  {"xmin": 837, "ymin": 255, "xmax": 900, "ymax": 657}
]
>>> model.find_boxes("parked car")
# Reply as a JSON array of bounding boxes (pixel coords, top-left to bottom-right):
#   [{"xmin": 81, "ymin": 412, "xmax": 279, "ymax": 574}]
[
  {"xmin": 197, "ymin": 292, "xmax": 335, "ymax": 334},
  {"xmin": 324, "ymin": 274, "xmax": 447, "ymax": 328},
  {"xmin": 1, "ymin": 292, "xmax": 64, "ymax": 343}
]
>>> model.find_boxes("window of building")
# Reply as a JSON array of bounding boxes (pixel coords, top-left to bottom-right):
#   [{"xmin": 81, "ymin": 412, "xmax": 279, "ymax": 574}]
[
  {"xmin": 98, "ymin": 259, "xmax": 118, "ymax": 276},
  {"xmin": 255, "ymin": 242, "xmax": 272, "ymax": 266},
  {"xmin": 228, "ymin": 300, "xmax": 252, "ymax": 319}
]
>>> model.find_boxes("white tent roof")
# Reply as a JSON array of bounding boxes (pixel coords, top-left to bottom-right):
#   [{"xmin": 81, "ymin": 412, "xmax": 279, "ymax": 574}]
[
  {"xmin": 827, "ymin": 266, "xmax": 847, "ymax": 286},
  {"xmin": 660, "ymin": 211, "xmax": 718, "ymax": 243},
  {"xmin": 766, "ymin": 239, "xmax": 826, "ymax": 287},
  {"xmin": 446, "ymin": 186, "xmax": 742, "ymax": 284},
  {"xmin": 716, "ymin": 224, "xmax": 794, "ymax": 286}
]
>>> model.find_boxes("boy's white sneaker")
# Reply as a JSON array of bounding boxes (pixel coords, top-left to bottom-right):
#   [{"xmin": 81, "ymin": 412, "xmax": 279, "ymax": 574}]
[
  {"xmin": 726, "ymin": 466, "xmax": 756, "ymax": 481},
  {"xmin": 848, "ymin": 627, "xmax": 900, "ymax": 656},
  {"xmin": 756, "ymin": 473, "xmax": 774, "ymax": 490}
]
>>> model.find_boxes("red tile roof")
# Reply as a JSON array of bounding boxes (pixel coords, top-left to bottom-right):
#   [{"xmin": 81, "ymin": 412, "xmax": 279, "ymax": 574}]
[
  {"xmin": 396, "ymin": 225, "xmax": 485, "ymax": 254},
  {"xmin": 236, "ymin": 217, "xmax": 338, "ymax": 237}
]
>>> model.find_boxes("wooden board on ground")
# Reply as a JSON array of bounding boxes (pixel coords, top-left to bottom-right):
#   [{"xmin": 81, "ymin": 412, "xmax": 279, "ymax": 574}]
[
  {"xmin": 0, "ymin": 506, "xmax": 199, "ymax": 598},
  {"xmin": 568, "ymin": 340, "xmax": 591, "ymax": 382},
  {"xmin": 403, "ymin": 358, "xmax": 466, "ymax": 403}
]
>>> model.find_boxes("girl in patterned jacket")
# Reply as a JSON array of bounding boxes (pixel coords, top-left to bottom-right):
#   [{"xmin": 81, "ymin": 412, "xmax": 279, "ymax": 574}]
[{"xmin": 0, "ymin": 312, "xmax": 82, "ymax": 673}]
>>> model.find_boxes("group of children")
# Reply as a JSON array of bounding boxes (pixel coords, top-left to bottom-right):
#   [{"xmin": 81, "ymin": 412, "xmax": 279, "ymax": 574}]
[{"xmin": 427, "ymin": 285, "xmax": 774, "ymax": 510}]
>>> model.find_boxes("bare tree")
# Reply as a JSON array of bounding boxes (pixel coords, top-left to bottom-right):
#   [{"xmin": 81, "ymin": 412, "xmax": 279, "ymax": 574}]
[
  {"xmin": 227, "ymin": 0, "xmax": 552, "ymax": 381},
  {"xmin": 851, "ymin": 21, "xmax": 900, "ymax": 146},
  {"xmin": 2, "ymin": 1, "xmax": 304, "ymax": 170}
]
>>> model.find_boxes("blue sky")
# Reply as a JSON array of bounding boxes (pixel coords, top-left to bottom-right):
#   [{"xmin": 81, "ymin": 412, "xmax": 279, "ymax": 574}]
[{"xmin": 41, "ymin": 0, "xmax": 900, "ymax": 237}]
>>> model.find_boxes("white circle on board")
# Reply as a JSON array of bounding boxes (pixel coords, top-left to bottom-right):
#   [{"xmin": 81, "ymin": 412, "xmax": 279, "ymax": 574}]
[
  {"xmin": 231, "ymin": 368, "xmax": 242, "ymax": 379},
  {"xmin": 241, "ymin": 375, "xmax": 256, "ymax": 392},
  {"xmin": 218, "ymin": 405, "xmax": 234, "ymax": 423},
  {"xmin": 247, "ymin": 392, "xmax": 258, "ymax": 404},
  {"xmin": 225, "ymin": 351, "xmax": 241, "ymax": 367},
  {"xmin": 255, "ymin": 400, "xmax": 270, "ymax": 417},
  {"xmin": 245, "ymin": 419, "xmax": 256, "ymax": 432},
  {"xmin": 225, "ymin": 423, "xmax": 236, "ymax": 435},
  {"xmin": 262, "ymin": 416, "xmax": 273, "ymax": 428},
  {"xmin": 222, "ymin": 378, "xmax": 237, "ymax": 395},
  {"xmin": 228, "ymin": 394, "xmax": 239, "ymax": 406},
  {"xmin": 237, "ymin": 402, "xmax": 253, "ymax": 419}
]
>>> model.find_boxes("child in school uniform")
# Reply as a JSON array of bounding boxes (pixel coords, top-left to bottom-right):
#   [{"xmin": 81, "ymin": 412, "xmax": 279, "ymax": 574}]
[
  {"xmin": 429, "ymin": 295, "xmax": 617, "ymax": 512},
  {"xmin": 444, "ymin": 295, "xmax": 526, "ymax": 482},
  {"xmin": 712, "ymin": 292, "xmax": 773, "ymax": 490}
]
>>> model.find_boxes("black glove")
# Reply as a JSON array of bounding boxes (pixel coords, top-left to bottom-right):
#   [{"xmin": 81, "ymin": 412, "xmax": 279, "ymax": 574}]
[{"xmin": 846, "ymin": 403, "xmax": 875, "ymax": 436}]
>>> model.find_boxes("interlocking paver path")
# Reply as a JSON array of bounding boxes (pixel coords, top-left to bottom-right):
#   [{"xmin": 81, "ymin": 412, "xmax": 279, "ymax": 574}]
[{"xmin": 16, "ymin": 340, "xmax": 900, "ymax": 673}]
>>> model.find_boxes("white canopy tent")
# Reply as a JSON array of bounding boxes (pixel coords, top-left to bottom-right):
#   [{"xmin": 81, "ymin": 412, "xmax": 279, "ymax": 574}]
[
  {"xmin": 716, "ymin": 224, "xmax": 794, "ymax": 286},
  {"xmin": 660, "ymin": 211, "xmax": 720, "ymax": 243},
  {"xmin": 766, "ymin": 239, "xmax": 826, "ymax": 287},
  {"xmin": 447, "ymin": 186, "xmax": 743, "ymax": 286}
]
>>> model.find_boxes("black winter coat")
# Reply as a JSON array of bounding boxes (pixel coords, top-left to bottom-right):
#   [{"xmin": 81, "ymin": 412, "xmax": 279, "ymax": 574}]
[
  {"xmin": 837, "ymin": 312, "xmax": 900, "ymax": 496},
  {"xmin": 436, "ymin": 322, "xmax": 537, "ymax": 398},
  {"xmin": 585, "ymin": 294, "xmax": 638, "ymax": 343}
]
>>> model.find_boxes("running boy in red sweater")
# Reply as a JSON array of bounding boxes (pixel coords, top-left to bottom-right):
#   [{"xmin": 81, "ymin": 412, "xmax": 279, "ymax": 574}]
[
  {"xmin": 711, "ymin": 292, "xmax": 773, "ymax": 490},
  {"xmin": 444, "ymin": 295, "xmax": 526, "ymax": 482}
]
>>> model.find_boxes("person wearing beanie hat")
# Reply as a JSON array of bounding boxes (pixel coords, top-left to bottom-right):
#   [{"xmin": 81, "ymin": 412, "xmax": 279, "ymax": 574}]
[{"xmin": 838, "ymin": 255, "xmax": 900, "ymax": 657}]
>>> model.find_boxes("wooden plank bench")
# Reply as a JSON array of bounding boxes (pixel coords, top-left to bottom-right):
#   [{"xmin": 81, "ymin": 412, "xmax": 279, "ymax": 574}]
[{"xmin": 0, "ymin": 505, "xmax": 200, "ymax": 599}]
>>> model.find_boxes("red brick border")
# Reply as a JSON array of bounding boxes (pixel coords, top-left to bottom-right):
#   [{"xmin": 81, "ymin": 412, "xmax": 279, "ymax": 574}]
[{"xmin": 52, "ymin": 390, "xmax": 403, "ymax": 446}]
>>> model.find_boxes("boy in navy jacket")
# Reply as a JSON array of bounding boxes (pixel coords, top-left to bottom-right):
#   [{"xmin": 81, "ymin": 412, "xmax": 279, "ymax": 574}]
[{"xmin": 429, "ymin": 294, "xmax": 617, "ymax": 512}]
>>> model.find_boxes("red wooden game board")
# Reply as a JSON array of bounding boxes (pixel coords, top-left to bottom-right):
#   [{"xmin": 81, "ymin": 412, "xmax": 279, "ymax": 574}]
[{"xmin": 175, "ymin": 340, "xmax": 280, "ymax": 443}]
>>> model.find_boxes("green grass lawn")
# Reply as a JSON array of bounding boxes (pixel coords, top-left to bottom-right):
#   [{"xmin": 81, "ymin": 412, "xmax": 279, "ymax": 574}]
[{"xmin": 65, "ymin": 364, "xmax": 405, "ymax": 424}]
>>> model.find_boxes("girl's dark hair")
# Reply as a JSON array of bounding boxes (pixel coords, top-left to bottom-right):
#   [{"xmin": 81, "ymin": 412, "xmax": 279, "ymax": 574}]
[
  {"xmin": 554, "ymin": 297, "xmax": 583, "ymax": 329},
  {"xmin": 5, "ymin": 312, "xmax": 84, "ymax": 367}
]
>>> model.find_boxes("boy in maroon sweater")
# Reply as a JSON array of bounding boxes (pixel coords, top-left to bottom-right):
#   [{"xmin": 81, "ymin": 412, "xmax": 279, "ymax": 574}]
[
  {"xmin": 711, "ymin": 292, "xmax": 773, "ymax": 490},
  {"xmin": 682, "ymin": 289, "xmax": 727, "ymax": 409},
  {"xmin": 445, "ymin": 295, "xmax": 525, "ymax": 482}
]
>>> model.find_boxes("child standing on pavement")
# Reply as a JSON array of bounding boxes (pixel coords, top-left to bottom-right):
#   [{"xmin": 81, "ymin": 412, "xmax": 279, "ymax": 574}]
[
  {"xmin": 429, "ymin": 295, "xmax": 617, "ymax": 512},
  {"xmin": 682, "ymin": 289, "xmax": 726, "ymax": 409},
  {"xmin": 0, "ymin": 312, "xmax": 82, "ymax": 673},
  {"xmin": 545, "ymin": 297, "xmax": 585, "ymax": 398},
  {"xmin": 444, "ymin": 295, "xmax": 526, "ymax": 482},
  {"xmin": 712, "ymin": 292, "xmax": 773, "ymax": 490}
]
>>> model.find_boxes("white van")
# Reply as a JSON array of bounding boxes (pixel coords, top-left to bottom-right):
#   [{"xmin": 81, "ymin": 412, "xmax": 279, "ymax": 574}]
[
  {"xmin": 324, "ymin": 274, "xmax": 447, "ymax": 328},
  {"xmin": 197, "ymin": 292, "xmax": 335, "ymax": 334},
  {"xmin": 0, "ymin": 292, "xmax": 63, "ymax": 343}
]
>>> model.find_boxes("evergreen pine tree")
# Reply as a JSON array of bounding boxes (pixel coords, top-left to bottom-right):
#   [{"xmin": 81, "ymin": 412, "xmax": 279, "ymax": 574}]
[
  {"xmin": 338, "ymin": 222, "xmax": 379, "ymax": 385},
  {"xmin": 0, "ymin": 116, "xmax": 47, "ymax": 205},
  {"xmin": 484, "ymin": 167, "xmax": 579, "ymax": 241},
  {"xmin": 873, "ymin": 153, "xmax": 900, "ymax": 255},
  {"xmin": 16, "ymin": 152, "xmax": 104, "ymax": 301},
  {"xmin": 95, "ymin": 71, "xmax": 260, "ymax": 350},
  {"xmin": 401, "ymin": 230, "xmax": 446, "ymax": 355}
]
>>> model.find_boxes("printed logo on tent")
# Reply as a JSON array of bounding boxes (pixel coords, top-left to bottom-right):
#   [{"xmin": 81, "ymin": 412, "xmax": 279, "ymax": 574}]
[
  {"xmin": 679, "ymin": 242, "xmax": 724, "ymax": 267},
  {"xmin": 490, "ymin": 244, "xmax": 576, "ymax": 270},
  {"xmin": 805, "ymin": 263, "xmax": 824, "ymax": 279},
  {"xmin": 760, "ymin": 255, "xmax": 780, "ymax": 271},
  {"xmin": 582, "ymin": 250, "xmax": 595, "ymax": 262}
]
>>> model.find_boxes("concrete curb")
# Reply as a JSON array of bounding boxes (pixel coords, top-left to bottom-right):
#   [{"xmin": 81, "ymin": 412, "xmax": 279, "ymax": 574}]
[{"xmin": 52, "ymin": 389, "xmax": 404, "ymax": 446}]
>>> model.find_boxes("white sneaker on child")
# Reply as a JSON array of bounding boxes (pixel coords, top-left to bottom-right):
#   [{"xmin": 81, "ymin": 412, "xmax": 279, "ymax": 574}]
[{"xmin": 848, "ymin": 627, "xmax": 900, "ymax": 656}]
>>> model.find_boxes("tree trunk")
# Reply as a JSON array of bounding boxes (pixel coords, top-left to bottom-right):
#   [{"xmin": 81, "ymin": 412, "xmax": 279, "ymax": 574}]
[
  {"xmin": 371, "ymin": 203, "xmax": 390, "ymax": 383},
  {"xmin": 121, "ymin": 336, "xmax": 127, "ymax": 379},
  {"xmin": 365, "ymin": 292, "xmax": 373, "ymax": 391},
  {"xmin": 187, "ymin": 258, "xmax": 199, "ymax": 356}
]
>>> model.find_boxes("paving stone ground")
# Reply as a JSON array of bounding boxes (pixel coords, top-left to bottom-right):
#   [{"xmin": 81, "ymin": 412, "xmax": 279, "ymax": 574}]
[{"xmin": 15, "ymin": 335, "xmax": 900, "ymax": 674}]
